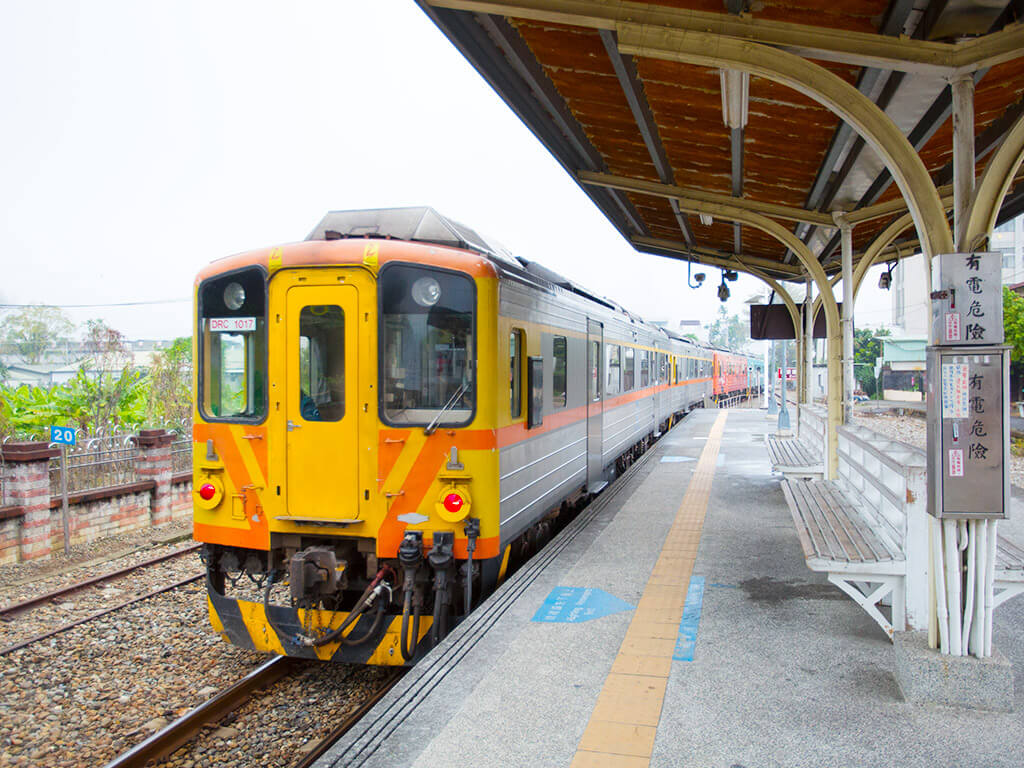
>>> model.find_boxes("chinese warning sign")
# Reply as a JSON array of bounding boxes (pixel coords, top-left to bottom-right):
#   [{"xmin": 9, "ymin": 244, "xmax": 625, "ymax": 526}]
[
  {"xmin": 949, "ymin": 449, "xmax": 964, "ymax": 478},
  {"xmin": 941, "ymin": 363, "xmax": 969, "ymax": 419},
  {"xmin": 945, "ymin": 313, "xmax": 961, "ymax": 343}
]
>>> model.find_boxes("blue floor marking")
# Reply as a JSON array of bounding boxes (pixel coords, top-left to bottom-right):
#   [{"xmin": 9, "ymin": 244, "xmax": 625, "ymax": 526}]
[
  {"xmin": 673, "ymin": 576, "xmax": 705, "ymax": 662},
  {"xmin": 532, "ymin": 587, "xmax": 634, "ymax": 623}
]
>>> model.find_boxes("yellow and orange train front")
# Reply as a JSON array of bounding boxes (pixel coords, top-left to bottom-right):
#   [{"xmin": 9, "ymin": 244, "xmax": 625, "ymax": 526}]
[{"xmin": 192, "ymin": 239, "xmax": 503, "ymax": 665}]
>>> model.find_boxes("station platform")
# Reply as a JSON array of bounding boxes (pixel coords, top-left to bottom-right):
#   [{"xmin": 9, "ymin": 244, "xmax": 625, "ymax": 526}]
[{"xmin": 316, "ymin": 409, "xmax": 1024, "ymax": 768}]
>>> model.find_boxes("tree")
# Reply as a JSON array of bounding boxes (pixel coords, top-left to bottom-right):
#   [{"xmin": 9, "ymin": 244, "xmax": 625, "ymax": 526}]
[
  {"xmin": 706, "ymin": 307, "xmax": 750, "ymax": 352},
  {"xmin": 77, "ymin": 320, "xmax": 139, "ymax": 430},
  {"xmin": 145, "ymin": 337, "xmax": 193, "ymax": 426},
  {"xmin": 1003, "ymin": 287, "xmax": 1024, "ymax": 399},
  {"xmin": 853, "ymin": 326, "xmax": 890, "ymax": 398},
  {"xmin": 0, "ymin": 306, "xmax": 74, "ymax": 364}
]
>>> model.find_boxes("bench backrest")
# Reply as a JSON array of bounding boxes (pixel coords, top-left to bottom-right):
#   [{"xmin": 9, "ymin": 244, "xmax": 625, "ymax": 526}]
[
  {"xmin": 836, "ymin": 424, "xmax": 927, "ymax": 554},
  {"xmin": 798, "ymin": 404, "xmax": 826, "ymax": 457}
]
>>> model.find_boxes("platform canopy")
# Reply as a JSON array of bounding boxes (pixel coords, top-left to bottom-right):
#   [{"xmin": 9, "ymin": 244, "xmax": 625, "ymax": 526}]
[{"xmin": 415, "ymin": 0, "xmax": 1024, "ymax": 285}]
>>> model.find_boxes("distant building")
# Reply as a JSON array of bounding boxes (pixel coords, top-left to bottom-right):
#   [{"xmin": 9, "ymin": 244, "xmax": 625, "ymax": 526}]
[
  {"xmin": 877, "ymin": 337, "xmax": 927, "ymax": 402},
  {"xmin": 0, "ymin": 339, "xmax": 178, "ymax": 386},
  {"xmin": 993, "ymin": 214, "xmax": 1024, "ymax": 284}
]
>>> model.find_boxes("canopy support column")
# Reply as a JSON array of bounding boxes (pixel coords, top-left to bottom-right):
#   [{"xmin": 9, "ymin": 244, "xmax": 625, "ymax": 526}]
[
  {"xmin": 835, "ymin": 214, "xmax": 855, "ymax": 422},
  {"xmin": 804, "ymin": 277, "xmax": 814, "ymax": 404},
  {"xmin": 952, "ymin": 74, "xmax": 976, "ymax": 251}
]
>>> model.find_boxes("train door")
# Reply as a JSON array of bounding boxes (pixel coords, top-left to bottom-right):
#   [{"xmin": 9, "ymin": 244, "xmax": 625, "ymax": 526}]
[
  {"xmin": 653, "ymin": 348, "xmax": 664, "ymax": 434},
  {"xmin": 284, "ymin": 284, "xmax": 360, "ymax": 522},
  {"xmin": 586, "ymin": 319, "xmax": 604, "ymax": 491}
]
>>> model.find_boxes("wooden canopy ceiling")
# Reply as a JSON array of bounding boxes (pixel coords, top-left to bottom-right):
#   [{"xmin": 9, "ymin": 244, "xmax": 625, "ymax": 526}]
[{"xmin": 416, "ymin": 0, "xmax": 1024, "ymax": 282}]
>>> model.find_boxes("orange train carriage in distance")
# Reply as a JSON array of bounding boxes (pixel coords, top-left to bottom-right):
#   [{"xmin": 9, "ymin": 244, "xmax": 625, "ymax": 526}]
[{"xmin": 192, "ymin": 207, "xmax": 761, "ymax": 665}]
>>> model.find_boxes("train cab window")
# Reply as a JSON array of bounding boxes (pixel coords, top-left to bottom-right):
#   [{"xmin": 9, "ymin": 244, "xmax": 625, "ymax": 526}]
[
  {"xmin": 640, "ymin": 350, "xmax": 650, "ymax": 388},
  {"xmin": 198, "ymin": 268, "xmax": 267, "ymax": 423},
  {"xmin": 623, "ymin": 347, "xmax": 635, "ymax": 391},
  {"xmin": 510, "ymin": 329, "xmax": 524, "ymax": 418},
  {"xmin": 552, "ymin": 335, "xmax": 567, "ymax": 409},
  {"xmin": 380, "ymin": 264, "xmax": 475, "ymax": 428},
  {"xmin": 606, "ymin": 344, "xmax": 621, "ymax": 396},
  {"xmin": 298, "ymin": 306, "xmax": 344, "ymax": 421}
]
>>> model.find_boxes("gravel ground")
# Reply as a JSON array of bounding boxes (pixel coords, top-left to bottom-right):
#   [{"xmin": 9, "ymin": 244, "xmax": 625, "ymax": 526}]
[
  {"xmin": 154, "ymin": 663, "xmax": 392, "ymax": 768},
  {"xmin": 0, "ymin": 580, "xmax": 264, "ymax": 768},
  {"xmin": 0, "ymin": 520, "xmax": 193, "ymax": 604},
  {"xmin": 0, "ymin": 546, "xmax": 204, "ymax": 651},
  {"xmin": 852, "ymin": 411, "xmax": 1024, "ymax": 489}
]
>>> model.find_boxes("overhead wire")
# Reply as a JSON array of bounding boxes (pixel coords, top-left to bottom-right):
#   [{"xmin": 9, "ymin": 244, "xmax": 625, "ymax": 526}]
[{"xmin": 0, "ymin": 298, "xmax": 189, "ymax": 309}]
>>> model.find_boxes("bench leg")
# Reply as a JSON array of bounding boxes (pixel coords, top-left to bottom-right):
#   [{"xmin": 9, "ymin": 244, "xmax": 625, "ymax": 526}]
[
  {"xmin": 993, "ymin": 581, "xmax": 1024, "ymax": 609},
  {"xmin": 827, "ymin": 574, "xmax": 902, "ymax": 641}
]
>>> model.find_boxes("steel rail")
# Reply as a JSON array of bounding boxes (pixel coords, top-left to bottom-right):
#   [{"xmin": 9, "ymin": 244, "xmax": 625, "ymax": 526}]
[
  {"xmin": 102, "ymin": 656, "xmax": 304, "ymax": 768},
  {"xmin": 0, "ymin": 542, "xmax": 201, "ymax": 619},
  {"xmin": 292, "ymin": 669, "xmax": 406, "ymax": 768},
  {"xmin": 0, "ymin": 573, "xmax": 203, "ymax": 656}
]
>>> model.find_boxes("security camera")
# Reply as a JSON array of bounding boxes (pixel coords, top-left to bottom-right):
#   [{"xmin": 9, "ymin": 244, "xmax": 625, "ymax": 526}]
[
  {"xmin": 725, "ymin": 270, "xmax": 738, "ymax": 282},
  {"xmin": 695, "ymin": 272, "xmax": 706, "ymax": 283}
]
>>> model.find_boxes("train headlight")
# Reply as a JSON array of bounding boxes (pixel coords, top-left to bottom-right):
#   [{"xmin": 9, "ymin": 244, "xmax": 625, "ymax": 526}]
[
  {"xmin": 195, "ymin": 475, "xmax": 224, "ymax": 510},
  {"xmin": 435, "ymin": 484, "xmax": 471, "ymax": 522},
  {"xmin": 224, "ymin": 282, "xmax": 246, "ymax": 310},
  {"xmin": 411, "ymin": 276, "xmax": 441, "ymax": 307}
]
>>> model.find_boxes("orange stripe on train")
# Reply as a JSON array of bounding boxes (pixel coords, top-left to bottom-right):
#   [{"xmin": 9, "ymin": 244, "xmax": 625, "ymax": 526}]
[{"xmin": 377, "ymin": 430, "xmax": 496, "ymax": 558}]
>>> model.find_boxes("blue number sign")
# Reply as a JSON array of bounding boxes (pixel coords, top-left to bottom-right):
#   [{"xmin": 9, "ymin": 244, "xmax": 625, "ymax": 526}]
[{"xmin": 50, "ymin": 426, "xmax": 77, "ymax": 446}]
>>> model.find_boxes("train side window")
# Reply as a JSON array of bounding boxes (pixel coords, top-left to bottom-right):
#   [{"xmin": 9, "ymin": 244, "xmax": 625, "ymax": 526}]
[
  {"xmin": 527, "ymin": 356, "xmax": 543, "ymax": 428},
  {"xmin": 552, "ymin": 335, "xmax": 567, "ymax": 409},
  {"xmin": 623, "ymin": 347, "xmax": 635, "ymax": 391},
  {"xmin": 298, "ymin": 305, "xmax": 345, "ymax": 421},
  {"xmin": 510, "ymin": 328, "xmax": 524, "ymax": 419},
  {"xmin": 588, "ymin": 340, "xmax": 600, "ymax": 402},
  {"xmin": 658, "ymin": 353, "xmax": 667, "ymax": 384},
  {"xmin": 606, "ymin": 344, "xmax": 621, "ymax": 396},
  {"xmin": 640, "ymin": 350, "xmax": 649, "ymax": 388}
]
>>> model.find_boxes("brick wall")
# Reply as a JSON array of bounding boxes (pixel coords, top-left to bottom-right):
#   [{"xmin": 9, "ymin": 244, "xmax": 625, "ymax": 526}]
[{"xmin": 0, "ymin": 434, "xmax": 194, "ymax": 565}]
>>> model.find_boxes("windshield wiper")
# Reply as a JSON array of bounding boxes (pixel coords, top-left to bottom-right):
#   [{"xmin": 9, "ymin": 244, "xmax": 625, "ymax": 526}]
[{"xmin": 424, "ymin": 382, "xmax": 469, "ymax": 435}]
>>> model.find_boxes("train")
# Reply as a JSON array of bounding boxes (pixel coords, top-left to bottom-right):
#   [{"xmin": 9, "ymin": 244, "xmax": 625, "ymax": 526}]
[{"xmin": 192, "ymin": 207, "xmax": 763, "ymax": 665}]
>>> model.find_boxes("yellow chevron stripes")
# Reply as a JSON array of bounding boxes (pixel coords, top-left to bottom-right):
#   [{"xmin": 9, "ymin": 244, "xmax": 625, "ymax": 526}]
[{"xmin": 571, "ymin": 411, "xmax": 727, "ymax": 768}]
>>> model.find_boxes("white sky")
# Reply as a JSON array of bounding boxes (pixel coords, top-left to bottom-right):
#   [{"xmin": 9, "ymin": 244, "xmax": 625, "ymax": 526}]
[{"xmin": 0, "ymin": 1, "xmax": 893, "ymax": 343}]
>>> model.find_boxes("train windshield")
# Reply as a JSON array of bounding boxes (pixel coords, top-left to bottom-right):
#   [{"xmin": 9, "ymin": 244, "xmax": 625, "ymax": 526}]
[
  {"xmin": 379, "ymin": 264, "xmax": 475, "ymax": 427},
  {"xmin": 198, "ymin": 269, "xmax": 267, "ymax": 422}
]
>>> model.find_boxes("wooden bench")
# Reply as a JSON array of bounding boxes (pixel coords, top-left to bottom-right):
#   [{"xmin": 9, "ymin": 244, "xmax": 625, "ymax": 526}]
[
  {"xmin": 782, "ymin": 478, "xmax": 906, "ymax": 637},
  {"xmin": 780, "ymin": 424, "xmax": 1024, "ymax": 640},
  {"xmin": 766, "ymin": 435, "xmax": 824, "ymax": 479}
]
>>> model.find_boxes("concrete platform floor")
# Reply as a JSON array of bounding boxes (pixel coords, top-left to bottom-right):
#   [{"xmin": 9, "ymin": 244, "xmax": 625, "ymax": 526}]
[{"xmin": 317, "ymin": 409, "xmax": 1024, "ymax": 768}]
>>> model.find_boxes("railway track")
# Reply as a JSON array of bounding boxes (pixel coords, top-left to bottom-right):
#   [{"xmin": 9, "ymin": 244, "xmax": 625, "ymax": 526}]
[
  {"xmin": 102, "ymin": 658, "xmax": 404, "ymax": 768},
  {"xmin": 0, "ymin": 543, "xmax": 203, "ymax": 656},
  {"xmin": 0, "ymin": 542, "xmax": 201, "ymax": 619}
]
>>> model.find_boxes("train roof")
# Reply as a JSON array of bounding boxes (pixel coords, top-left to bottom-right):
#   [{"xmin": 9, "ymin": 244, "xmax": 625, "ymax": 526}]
[
  {"xmin": 307, "ymin": 206, "xmax": 625, "ymax": 312},
  {"xmin": 307, "ymin": 206, "xmax": 517, "ymax": 264}
]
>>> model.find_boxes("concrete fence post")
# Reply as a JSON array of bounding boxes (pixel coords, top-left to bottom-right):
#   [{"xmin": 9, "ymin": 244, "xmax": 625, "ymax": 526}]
[
  {"xmin": 903, "ymin": 462, "xmax": 930, "ymax": 631},
  {"xmin": 0, "ymin": 441, "xmax": 59, "ymax": 561},
  {"xmin": 136, "ymin": 429, "xmax": 175, "ymax": 526}
]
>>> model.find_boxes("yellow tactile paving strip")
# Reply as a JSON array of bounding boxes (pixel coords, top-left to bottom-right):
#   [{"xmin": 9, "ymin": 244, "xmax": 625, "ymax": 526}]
[{"xmin": 571, "ymin": 411, "xmax": 728, "ymax": 768}]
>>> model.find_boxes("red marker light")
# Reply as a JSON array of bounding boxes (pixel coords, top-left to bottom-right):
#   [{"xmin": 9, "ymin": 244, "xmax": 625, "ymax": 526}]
[
  {"xmin": 443, "ymin": 493, "xmax": 464, "ymax": 514},
  {"xmin": 198, "ymin": 483, "xmax": 217, "ymax": 501}
]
